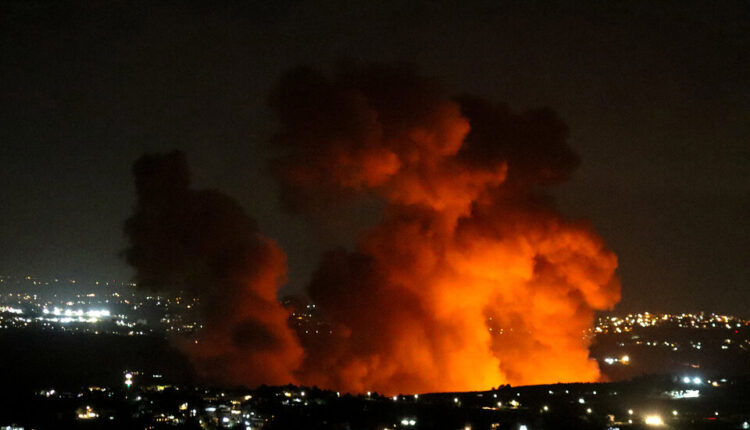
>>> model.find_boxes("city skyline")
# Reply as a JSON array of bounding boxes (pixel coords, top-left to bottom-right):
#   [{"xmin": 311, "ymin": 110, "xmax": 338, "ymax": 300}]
[{"xmin": 2, "ymin": 2, "xmax": 749, "ymax": 428}]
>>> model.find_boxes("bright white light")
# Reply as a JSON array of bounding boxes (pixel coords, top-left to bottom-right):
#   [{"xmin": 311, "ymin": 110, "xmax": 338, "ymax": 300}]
[
  {"xmin": 621, "ymin": 355, "xmax": 630, "ymax": 363},
  {"xmin": 682, "ymin": 376, "xmax": 691, "ymax": 383},
  {"xmin": 401, "ymin": 419, "xmax": 409, "ymax": 425},
  {"xmin": 741, "ymin": 421, "xmax": 748, "ymax": 429},
  {"xmin": 578, "ymin": 397, "xmax": 585, "ymax": 404},
  {"xmin": 628, "ymin": 409, "xmax": 634, "ymax": 415},
  {"xmin": 414, "ymin": 394, "xmax": 418, "ymax": 399},
  {"xmin": 519, "ymin": 425, "xmax": 528, "ymax": 430},
  {"xmin": 454, "ymin": 397, "xmax": 459, "ymax": 403},
  {"xmin": 586, "ymin": 408, "xmax": 592, "ymax": 414},
  {"xmin": 672, "ymin": 410, "xmax": 678, "ymax": 416},
  {"xmin": 222, "ymin": 417, "xmax": 230, "ymax": 423},
  {"xmin": 645, "ymin": 415, "xmax": 664, "ymax": 426},
  {"xmin": 692, "ymin": 377, "xmax": 702, "ymax": 385},
  {"xmin": 681, "ymin": 390, "xmax": 700, "ymax": 398},
  {"xmin": 392, "ymin": 396, "xmax": 398, "ymax": 401},
  {"xmin": 86, "ymin": 309, "xmax": 110, "ymax": 318}
]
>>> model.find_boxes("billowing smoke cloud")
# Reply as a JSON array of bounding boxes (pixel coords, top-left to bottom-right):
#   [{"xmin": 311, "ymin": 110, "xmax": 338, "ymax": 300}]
[
  {"xmin": 124, "ymin": 151, "xmax": 302, "ymax": 386},
  {"xmin": 123, "ymin": 64, "xmax": 620, "ymax": 394},
  {"xmin": 270, "ymin": 64, "xmax": 620, "ymax": 394}
]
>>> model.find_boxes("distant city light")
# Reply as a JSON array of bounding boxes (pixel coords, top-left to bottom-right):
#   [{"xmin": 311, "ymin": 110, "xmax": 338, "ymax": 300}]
[
  {"xmin": 77, "ymin": 406, "xmax": 98, "ymax": 420},
  {"xmin": 645, "ymin": 415, "xmax": 664, "ymax": 426},
  {"xmin": 669, "ymin": 389, "xmax": 700, "ymax": 399}
]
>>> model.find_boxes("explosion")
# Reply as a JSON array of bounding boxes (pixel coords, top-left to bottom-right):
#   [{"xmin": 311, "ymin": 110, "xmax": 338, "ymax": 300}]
[
  {"xmin": 271, "ymin": 64, "xmax": 620, "ymax": 393},
  {"xmin": 124, "ymin": 63, "xmax": 620, "ymax": 394},
  {"xmin": 124, "ymin": 152, "xmax": 303, "ymax": 386}
]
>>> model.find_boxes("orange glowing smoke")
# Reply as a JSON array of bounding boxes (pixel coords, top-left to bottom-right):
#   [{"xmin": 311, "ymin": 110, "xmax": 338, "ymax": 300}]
[
  {"xmin": 124, "ymin": 64, "xmax": 620, "ymax": 395},
  {"xmin": 271, "ymin": 64, "xmax": 621, "ymax": 394},
  {"xmin": 124, "ymin": 152, "xmax": 303, "ymax": 386}
]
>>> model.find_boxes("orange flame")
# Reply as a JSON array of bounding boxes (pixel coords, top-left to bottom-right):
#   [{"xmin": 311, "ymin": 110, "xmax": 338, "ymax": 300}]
[{"xmin": 272, "ymin": 64, "xmax": 620, "ymax": 394}]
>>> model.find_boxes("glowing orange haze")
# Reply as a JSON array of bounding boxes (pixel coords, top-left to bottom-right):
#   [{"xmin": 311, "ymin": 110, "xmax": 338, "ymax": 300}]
[
  {"xmin": 126, "ymin": 64, "xmax": 620, "ymax": 395},
  {"xmin": 271, "ymin": 65, "xmax": 621, "ymax": 394}
]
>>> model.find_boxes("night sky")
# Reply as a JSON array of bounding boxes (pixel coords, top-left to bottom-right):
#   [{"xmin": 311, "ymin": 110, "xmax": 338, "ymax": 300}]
[{"xmin": 1, "ymin": 1, "xmax": 747, "ymax": 315}]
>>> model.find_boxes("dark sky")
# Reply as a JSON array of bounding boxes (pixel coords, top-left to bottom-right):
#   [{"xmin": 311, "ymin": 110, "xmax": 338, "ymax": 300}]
[{"xmin": 1, "ymin": 0, "xmax": 747, "ymax": 315}]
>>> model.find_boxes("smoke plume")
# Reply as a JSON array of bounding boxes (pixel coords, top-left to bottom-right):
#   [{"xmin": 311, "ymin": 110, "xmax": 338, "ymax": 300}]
[
  {"xmin": 124, "ymin": 151, "xmax": 302, "ymax": 386},
  {"xmin": 270, "ymin": 64, "xmax": 620, "ymax": 394},
  {"xmin": 123, "ymin": 64, "xmax": 620, "ymax": 394}
]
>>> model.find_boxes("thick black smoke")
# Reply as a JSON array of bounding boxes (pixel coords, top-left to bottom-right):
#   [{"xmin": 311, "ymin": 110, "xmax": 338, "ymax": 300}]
[
  {"xmin": 124, "ymin": 151, "xmax": 302, "ymax": 386},
  {"xmin": 268, "ymin": 63, "xmax": 620, "ymax": 393}
]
